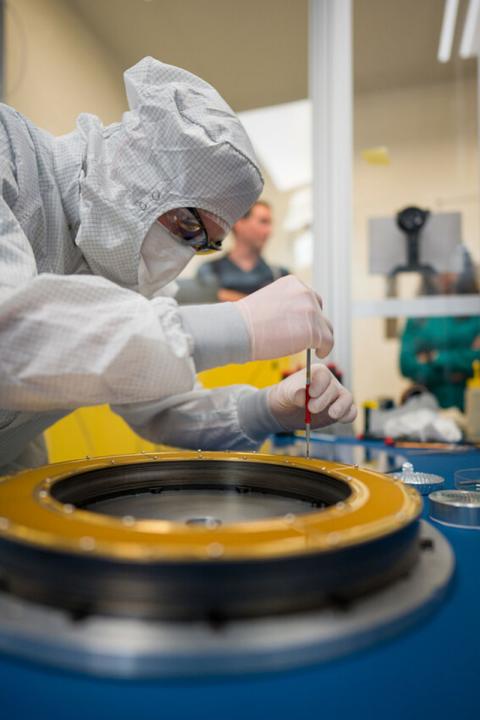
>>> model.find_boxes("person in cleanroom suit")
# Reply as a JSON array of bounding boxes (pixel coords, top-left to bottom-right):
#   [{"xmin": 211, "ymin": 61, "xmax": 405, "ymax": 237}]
[{"xmin": 0, "ymin": 57, "xmax": 356, "ymax": 474}]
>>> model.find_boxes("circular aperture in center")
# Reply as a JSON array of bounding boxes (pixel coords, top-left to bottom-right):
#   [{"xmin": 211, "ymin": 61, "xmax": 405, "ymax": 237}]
[{"xmin": 50, "ymin": 460, "xmax": 352, "ymax": 524}]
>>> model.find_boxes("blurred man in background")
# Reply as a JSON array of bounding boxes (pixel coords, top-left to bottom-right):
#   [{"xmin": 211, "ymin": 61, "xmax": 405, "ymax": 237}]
[{"xmin": 196, "ymin": 200, "xmax": 289, "ymax": 301}]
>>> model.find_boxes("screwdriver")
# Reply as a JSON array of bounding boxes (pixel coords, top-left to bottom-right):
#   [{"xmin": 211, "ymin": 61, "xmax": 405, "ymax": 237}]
[{"xmin": 305, "ymin": 348, "xmax": 312, "ymax": 458}]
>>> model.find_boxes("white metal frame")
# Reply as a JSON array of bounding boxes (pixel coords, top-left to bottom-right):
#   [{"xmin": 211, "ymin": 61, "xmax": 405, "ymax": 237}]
[
  {"xmin": 309, "ymin": 0, "xmax": 353, "ymax": 386},
  {"xmin": 354, "ymin": 295, "xmax": 480, "ymax": 319}
]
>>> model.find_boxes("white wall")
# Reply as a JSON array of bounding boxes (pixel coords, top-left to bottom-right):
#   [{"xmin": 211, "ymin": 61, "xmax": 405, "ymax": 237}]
[
  {"xmin": 6, "ymin": 0, "xmax": 126, "ymax": 132},
  {"xmin": 352, "ymin": 76, "xmax": 479, "ymax": 405}
]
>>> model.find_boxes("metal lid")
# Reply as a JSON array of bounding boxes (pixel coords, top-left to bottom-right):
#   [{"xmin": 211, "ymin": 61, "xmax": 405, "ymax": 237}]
[
  {"xmin": 429, "ymin": 489, "xmax": 480, "ymax": 529},
  {"xmin": 392, "ymin": 462, "xmax": 445, "ymax": 496}
]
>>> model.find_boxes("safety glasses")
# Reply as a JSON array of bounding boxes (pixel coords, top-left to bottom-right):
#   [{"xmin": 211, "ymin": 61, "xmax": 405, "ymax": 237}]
[{"xmin": 161, "ymin": 207, "xmax": 226, "ymax": 253}]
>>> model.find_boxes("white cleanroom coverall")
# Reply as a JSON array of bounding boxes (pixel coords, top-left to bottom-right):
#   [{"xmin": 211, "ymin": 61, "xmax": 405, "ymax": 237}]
[
  {"xmin": 0, "ymin": 57, "xmax": 266, "ymax": 472},
  {"xmin": 0, "ymin": 57, "xmax": 354, "ymax": 474}
]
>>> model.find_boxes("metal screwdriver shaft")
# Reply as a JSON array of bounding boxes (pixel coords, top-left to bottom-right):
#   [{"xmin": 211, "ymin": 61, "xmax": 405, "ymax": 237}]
[{"xmin": 305, "ymin": 348, "xmax": 312, "ymax": 458}]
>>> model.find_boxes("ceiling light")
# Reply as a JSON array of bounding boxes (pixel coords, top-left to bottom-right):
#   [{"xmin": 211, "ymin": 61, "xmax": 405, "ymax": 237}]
[
  {"xmin": 460, "ymin": 0, "xmax": 480, "ymax": 58},
  {"xmin": 438, "ymin": 0, "xmax": 459, "ymax": 62}
]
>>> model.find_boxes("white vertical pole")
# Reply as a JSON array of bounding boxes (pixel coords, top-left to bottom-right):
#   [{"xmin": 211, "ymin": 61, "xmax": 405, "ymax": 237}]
[{"xmin": 309, "ymin": 0, "xmax": 353, "ymax": 388}]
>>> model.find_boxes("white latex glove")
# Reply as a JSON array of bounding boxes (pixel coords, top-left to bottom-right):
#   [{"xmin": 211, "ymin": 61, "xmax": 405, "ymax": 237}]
[
  {"xmin": 237, "ymin": 275, "xmax": 334, "ymax": 360},
  {"xmin": 267, "ymin": 364, "xmax": 357, "ymax": 431}
]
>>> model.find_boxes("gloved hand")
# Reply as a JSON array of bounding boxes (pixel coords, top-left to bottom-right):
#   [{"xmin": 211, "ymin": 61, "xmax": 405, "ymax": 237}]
[
  {"xmin": 236, "ymin": 275, "xmax": 334, "ymax": 360},
  {"xmin": 267, "ymin": 364, "xmax": 357, "ymax": 431}
]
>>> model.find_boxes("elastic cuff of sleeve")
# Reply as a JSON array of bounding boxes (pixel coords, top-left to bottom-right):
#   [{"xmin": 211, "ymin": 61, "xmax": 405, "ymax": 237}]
[
  {"xmin": 237, "ymin": 387, "xmax": 284, "ymax": 441},
  {"xmin": 178, "ymin": 302, "xmax": 251, "ymax": 372}
]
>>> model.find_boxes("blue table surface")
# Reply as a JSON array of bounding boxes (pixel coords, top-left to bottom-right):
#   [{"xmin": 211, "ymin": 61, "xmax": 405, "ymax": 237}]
[{"xmin": 1, "ymin": 439, "xmax": 479, "ymax": 720}]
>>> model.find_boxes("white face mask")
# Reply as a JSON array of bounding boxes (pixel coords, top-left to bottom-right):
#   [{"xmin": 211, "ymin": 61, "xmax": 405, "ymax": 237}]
[{"xmin": 137, "ymin": 221, "xmax": 195, "ymax": 298}]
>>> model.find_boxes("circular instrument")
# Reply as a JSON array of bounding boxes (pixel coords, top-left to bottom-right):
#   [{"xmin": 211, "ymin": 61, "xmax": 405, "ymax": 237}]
[
  {"xmin": 429, "ymin": 489, "xmax": 480, "ymax": 529},
  {"xmin": 0, "ymin": 451, "xmax": 453, "ymax": 676},
  {"xmin": 392, "ymin": 461, "xmax": 445, "ymax": 496}
]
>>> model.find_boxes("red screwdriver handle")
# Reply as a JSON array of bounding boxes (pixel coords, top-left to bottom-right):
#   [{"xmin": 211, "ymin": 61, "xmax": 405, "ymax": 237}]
[{"xmin": 305, "ymin": 384, "xmax": 311, "ymax": 424}]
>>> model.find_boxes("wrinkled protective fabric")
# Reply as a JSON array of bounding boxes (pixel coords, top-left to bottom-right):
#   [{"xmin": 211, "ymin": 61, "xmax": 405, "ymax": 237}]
[
  {"xmin": 77, "ymin": 57, "xmax": 263, "ymax": 286},
  {"xmin": 0, "ymin": 57, "xmax": 264, "ymax": 471},
  {"xmin": 113, "ymin": 382, "xmax": 275, "ymax": 453}
]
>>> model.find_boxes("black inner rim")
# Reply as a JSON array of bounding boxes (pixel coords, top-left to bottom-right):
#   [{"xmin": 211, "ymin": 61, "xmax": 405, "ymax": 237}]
[{"xmin": 51, "ymin": 460, "xmax": 352, "ymax": 516}]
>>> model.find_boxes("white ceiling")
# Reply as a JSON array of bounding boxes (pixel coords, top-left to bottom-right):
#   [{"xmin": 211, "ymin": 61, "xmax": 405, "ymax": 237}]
[
  {"xmin": 354, "ymin": 0, "xmax": 475, "ymax": 93},
  {"xmin": 70, "ymin": 0, "xmax": 476, "ymax": 111}
]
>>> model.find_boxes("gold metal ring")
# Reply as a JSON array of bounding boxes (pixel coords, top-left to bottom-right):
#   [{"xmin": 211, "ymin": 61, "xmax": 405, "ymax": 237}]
[{"xmin": 0, "ymin": 451, "xmax": 421, "ymax": 562}]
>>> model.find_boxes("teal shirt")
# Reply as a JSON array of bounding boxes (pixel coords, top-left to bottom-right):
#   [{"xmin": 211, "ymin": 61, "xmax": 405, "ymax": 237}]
[{"xmin": 400, "ymin": 316, "xmax": 480, "ymax": 410}]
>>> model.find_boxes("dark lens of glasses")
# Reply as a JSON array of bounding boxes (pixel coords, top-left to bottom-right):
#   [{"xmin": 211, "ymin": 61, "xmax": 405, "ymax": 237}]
[
  {"xmin": 176, "ymin": 209, "xmax": 203, "ymax": 239},
  {"xmin": 186, "ymin": 208, "xmax": 225, "ymax": 252},
  {"xmin": 160, "ymin": 207, "xmax": 224, "ymax": 252}
]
